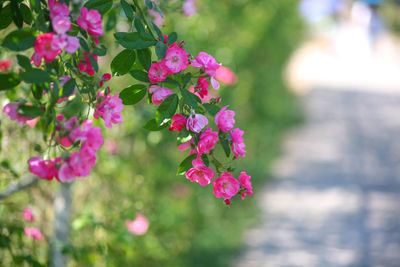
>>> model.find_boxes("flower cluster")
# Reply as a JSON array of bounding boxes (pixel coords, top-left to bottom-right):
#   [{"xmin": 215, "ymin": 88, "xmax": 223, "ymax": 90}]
[
  {"xmin": 31, "ymin": 0, "xmax": 79, "ymax": 66},
  {"xmin": 94, "ymin": 91, "xmax": 124, "ymax": 128},
  {"xmin": 22, "ymin": 207, "xmax": 44, "ymax": 241}
]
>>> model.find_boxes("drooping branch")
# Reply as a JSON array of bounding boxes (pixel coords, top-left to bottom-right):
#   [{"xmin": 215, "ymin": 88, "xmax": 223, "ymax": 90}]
[{"xmin": 0, "ymin": 176, "xmax": 38, "ymax": 200}]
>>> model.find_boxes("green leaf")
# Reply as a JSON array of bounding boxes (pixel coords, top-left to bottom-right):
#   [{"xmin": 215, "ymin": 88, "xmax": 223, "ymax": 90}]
[
  {"xmin": 17, "ymin": 105, "xmax": 44, "ymax": 118},
  {"xmin": 167, "ymin": 32, "xmax": 177, "ymax": 45},
  {"xmin": 93, "ymin": 44, "xmax": 107, "ymax": 56},
  {"xmin": 119, "ymin": 84, "xmax": 147, "ymax": 105},
  {"xmin": 129, "ymin": 70, "xmax": 149, "ymax": 83},
  {"xmin": 20, "ymin": 3, "xmax": 32, "ymax": 25},
  {"xmin": 155, "ymin": 41, "xmax": 167, "ymax": 59},
  {"xmin": 0, "ymin": 73, "xmax": 20, "ymax": 90},
  {"xmin": 17, "ymin": 55, "xmax": 31, "ymax": 70},
  {"xmin": 29, "ymin": 0, "xmax": 41, "ymax": 13},
  {"xmin": 143, "ymin": 119, "xmax": 169, "ymax": 131},
  {"xmin": 137, "ymin": 48, "xmax": 151, "ymax": 70},
  {"xmin": 177, "ymin": 154, "xmax": 197, "ymax": 175},
  {"xmin": 106, "ymin": 11, "xmax": 117, "ymax": 31},
  {"xmin": 61, "ymin": 78, "xmax": 76, "ymax": 98},
  {"xmin": 177, "ymin": 128, "xmax": 192, "ymax": 144},
  {"xmin": 220, "ymin": 135, "xmax": 231, "ymax": 157},
  {"xmin": 11, "ymin": 2, "xmax": 23, "ymax": 28},
  {"xmin": 155, "ymin": 94, "xmax": 178, "ymax": 125},
  {"xmin": 79, "ymin": 37, "xmax": 90, "ymax": 52},
  {"xmin": 133, "ymin": 17, "xmax": 145, "ymax": 33},
  {"xmin": 89, "ymin": 55, "xmax": 98, "ymax": 73},
  {"xmin": 182, "ymin": 89, "xmax": 201, "ymax": 109},
  {"xmin": 203, "ymin": 103, "xmax": 221, "ymax": 116},
  {"xmin": 2, "ymin": 28, "xmax": 35, "ymax": 51},
  {"xmin": 111, "ymin": 49, "xmax": 135, "ymax": 76},
  {"xmin": 121, "ymin": 0, "xmax": 134, "ymax": 19},
  {"xmin": 153, "ymin": 2, "xmax": 164, "ymax": 18},
  {"xmin": 183, "ymin": 73, "xmax": 191, "ymax": 86},
  {"xmin": 114, "ymin": 32, "xmax": 157, "ymax": 50},
  {"xmin": 21, "ymin": 69, "xmax": 52, "ymax": 83},
  {"xmin": 145, "ymin": 0, "xmax": 153, "ymax": 9},
  {"xmin": 163, "ymin": 77, "xmax": 180, "ymax": 88},
  {"xmin": 150, "ymin": 20, "xmax": 164, "ymax": 41},
  {"xmin": 0, "ymin": 5, "xmax": 13, "ymax": 29},
  {"xmin": 201, "ymin": 154, "xmax": 210, "ymax": 167},
  {"xmin": 84, "ymin": 0, "xmax": 113, "ymax": 14},
  {"xmin": 31, "ymin": 84, "xmax": 43, "ymax": 100}
]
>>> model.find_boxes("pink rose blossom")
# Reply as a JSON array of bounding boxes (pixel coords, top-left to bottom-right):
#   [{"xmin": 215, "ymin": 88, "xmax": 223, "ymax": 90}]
[
  {"xmin": 24, "ymin": 227, "xmax": 44, "ymax": 240},
  {"xmin": 210, "ymin": 77, "xmax": 220, "ymax": 90},
  {"xmin": 212, "ymin": 172, "xmax": 240, "ymax": 200},
  {"xmin": 148, "ymin": 62, "xmax": 170, "ymax": 84},
  {"xmin": 77, "ymin": 7, "xmax": 103, "ymax": 36},
  {"xmin": 28, "ymin": 157, "xmax": 61, "ymax": 181},
  {"xmin": 214, "ymin": 105, "xmax": 235, "ymax": 133},
  {"xmin": 163, "ymin": 43, "xmax": 189, "ymax": 74},
  {"xmin": 231, "ymin": 128, "xmax": 246, "ymax": 158},
  {"xmin": 149, "ymin": 85, "xmax": 173, "ymax": 105},
  {"xmin": 23, "ymin": 208, "xmax": 35, "ymax": 222},
  {"xmin": 77, "ymin": 52, "xmax": 97, "ymax": 76},
  {"xmin": 191, "ymin": 52, "xmax": 221, "ymax": 77},
  {"xmin": 0, "ymin": 59, "xmax": 11, "ymax": 72},
  {"xmin": 195, "ymin": 77, "xmax": 209, "ymax": 99},
  {"xmin": 185, "ymin": 157, "xmax": 214, "ymax": 186},
  {"xmin": 94, "ymin": 94, "xmax": 124, "ymax": 128},
  {"xmin": 183, "ymin": 0, "xmax": 197, "ymax": 17},
  {"xmin": 197, "ymin": 127, "xmax": 218, "ymax": 154},
  {"xmin": 64, "ymin": 35, "xmax": 80, "ymax": 54},
  {"xmin": 238, "ymin": 172, "xmax": 253, "ymax": 200},
  {"xmin": 149, "ymin": 9, "xmax": 164, "ymax": 27},
  {"xmin": 178, "ymin": 138, "xmax": 196, "ymax": 155},
  {"xmin": 31, "ymin": 33, "xmax": 61, "ymax": 66},
  {"xmin": 102, "ymin": 73, "xmax": 111, "ymax": 81},
  {"xmin": 80, "ymin": 126, "xmax": 104, "ymax": 153},
  {"xmin": 69, "ymin": 150, "xmax": 96, "ymax": 177},
  {"xmin": 186, "ymin": 113, "xmax": 208, "ymax": 133},
  {"xmin": 169, "ymin": 113, "xmax": 187, "ymax": 132},
  {"xmin": 26, "ymin": 117, "xmax": 39, "ymax": 128},
  {"xmin": 126, "ymin": 214, "xmax": 149, "ymax": 235},
  {"xmin": 58, "ymin": 162, "xmax": 76, "ymax": 183},
  {"xmin": 3, "ymin": 102, "xmax": 31, "ymax": 125},
  {"xmin": 52, "ymin": 15, "xmax": 71, "ymax": 34},
  {"xmin": 216, "ymin": 66, "xmax": 237, "ymax": 85},
  {"xmin": 48, "ymin": 0, "xmax": 70, "ymax": 20}
]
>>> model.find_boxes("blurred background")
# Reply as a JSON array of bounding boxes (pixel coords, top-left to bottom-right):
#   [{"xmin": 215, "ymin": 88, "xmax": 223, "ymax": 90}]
[{"xmin": 1, "ymin": 0, "xmax": 400, "ymax": 266}]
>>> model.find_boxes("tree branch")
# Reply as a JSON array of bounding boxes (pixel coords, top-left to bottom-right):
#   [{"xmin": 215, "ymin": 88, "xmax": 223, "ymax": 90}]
[{"xmin": 0, "ymin": 176, "xmax": 38, "ymax": 200}]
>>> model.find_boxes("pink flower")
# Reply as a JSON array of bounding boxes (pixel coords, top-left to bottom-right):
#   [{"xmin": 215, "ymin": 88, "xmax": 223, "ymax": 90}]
[
  {"xmin": 80, "ymin": 126, "xmax": 104, "ymax": 153},
  {"xmin": 3, "ymin": 102, "xmax": 31, "ymax": 125},
  {"xmin": 69, "ymin": 150, "xmax": 96, "ymax": 177},
  {"xmin": 191, "ymin": 52, "xmax": 221, "ymax": 77},
  {"xmin": 169, "ymin": 113, "xmax": 187, "ymax": 132},
  {"xmin": 186, "ymin": 113, "xmax": 208, "ymax": 133},
  {"xmin": 195, "ymin": 77, "xmax": 209, "ymax": 99},
  {"xmin": 94, "ymin": 94, "xmax": 124, "ymax": 128},
  {"xmin": 52, "ymin": 15, "xmax": 71, "ymax": 35},
  {"xmin": 126, "ymin": 214, "xmax": 149, "ymax": 235},
  {"xmin": 105, "ymin": 139, "xmax": 118, "ymax": 155},
  {"xmin": 178, "ymin": 138, "xmax": 196, "ymax": 155},
  {"xmin": 216, "ymin": 66, "xmax": 237, "ymax": 85},
  {"xmin": 102, "ymin": 73, "xmax": 111, "ymax": 81},
  {"xmin": 48, "ymin": 0, "xmax": 70, "ymax": 20},
  {"xmin": 0, "ymin": 59, "xmax": 11, "ymax": 72},
  {"xmin": 149, "ymin": 9, "xmax": 164, "ymax": 27},
  {"xmin": 28, "ymin": 157, "xmax": 61, "ymax": 181},
  {"xmin": 58, "ymin": 162, "xmax": 76, "ymax": 183},
  {"xmin": 31, "ymin": 33, "xmax": 61, "ymax": 66},
  {"xmin": 185, "ymin": 157, "xmax": 214, "ymax": 186},
  {"xmin": 183, "ymin": 0, "xmax": 197, "ymax": 17},
  {"xmin": 64, "ymin": 35, "xmax": 80, "ymax": 54},
  {"xmin": 197, "ymin": 127, "xmax": 218, "ymax": 154},
  {"xmin": 214, "ymin": 105, "xmax": 235, "ymax": 133},
  {"xmin": 77, "ymin": 7, "xmax": 103, "ymax": 36},
  {"xmin": 212, "ymin": 172, "xmax": 239, "ymax": 200},
  {"xmin": 24, "ymin": 227, "xmax": 44, "ymax": 240},
  {"xmin": 23, "ymin": 208, "xmax": 35, "ymax": 222},
  {"xmin": 231, "ymin": 128, "xmax": 246, "ymax": 158},
  {"xmin": 77, "ymin": 52, "xmax": 97, "ymax": 76},
  {"xmin": 163, "ymin": 43, "xmax": 189, "ymax": 74},
  {"xmin": 238, "ymin": 172, "xmax": 253, "ymax": 200},
  {"xmin": 149, "ymin": 85, "xmax": 173, "ymax": 105},
  {"xmin": 148, "ymin": 62, "xmax": 170, "ymax": 84}
]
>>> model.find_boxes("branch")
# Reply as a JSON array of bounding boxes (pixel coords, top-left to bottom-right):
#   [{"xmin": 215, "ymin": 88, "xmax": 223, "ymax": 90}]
[{"xmin": 0, "ymin": 176, "xmax": 38, "ymax": 200}]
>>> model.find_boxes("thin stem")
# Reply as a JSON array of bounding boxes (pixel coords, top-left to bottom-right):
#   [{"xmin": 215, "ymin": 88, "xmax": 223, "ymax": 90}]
[{"xmin": 132, "ymin": 0, "xmax": 158, "ymax": 40}]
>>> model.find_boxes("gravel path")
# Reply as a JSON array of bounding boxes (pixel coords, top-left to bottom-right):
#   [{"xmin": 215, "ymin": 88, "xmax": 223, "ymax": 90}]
[{"xmin": 236, "ymin": 88, "xmax": 400, "ymax": 267}]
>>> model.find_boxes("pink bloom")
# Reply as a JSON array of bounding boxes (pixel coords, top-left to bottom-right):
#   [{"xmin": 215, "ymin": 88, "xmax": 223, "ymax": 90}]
[
  {"xmin": 185, "ymin": 157, "xmax": 214, "ymax": 186},
  {"xmin": 31, "ymin": 33, "xmax": 61, "ymax": 66},
  {"xmin": 231, "ymin": 128, "xmax": 246, "ymax": 158},
  {"xmin": 102, "ymin": 73, "xmax": 111, "ymax": 81},
  {"xmin": 178, "ymin": 138, "xmax": 196, "ymax": 155},
  {"xmin": 105, "ymin": 139, "xmax": 118, "ymax": 155},
  {"xmin": 28, "ymin": 157, "xmax": 60, "ymax": 181},
  {"xmin": 69, "ymin": 150, "xmax": 96, "ymax": 177},
  {"xmin": 214, "ymin": 105, "xmax": 235, "ymax": 133},
  {"xmin": 197, "ymin": 127, "xmax": 218, "ymax": 154},
  {"xmin": 94, "ymin": 37, "xmax": 99, "ymax": 46},
  {"xmin": 163, "ymin": 43, "xmax": 189, "ymax": 74},
  {"xmin": 94, "ymin": 94, "xmax": 124, "ymax": 128},
  {"xmin": 126, "ymin": 214, "xmax": 149, "ymax": 235},
  {"xmin": 169, "ymin": 113, "xmax": 187, "ymax": 132},
  {"xmin": 149, "ymin": 9, "xmax": 164, "ymax": 27},
  {"xmin": 52, "ymin": 15, "xmax": 71, "ymax": 35},
  {"xmin": 77, "ymin": 7, "xmax": 103, "ymax": 36},
  {"xmin": 0, "ymin": 59, "xmax": 11, "ymax": 72},
  {"xmin": 80, "ymin": 126, "xmax": 104, "ymax": 153},
  {"xmin": 212, "ymin": 172, "xmax": 239, "ymax": 200},
  {"xmin": 186, "ymin": 113, "xmax": 208, "ymax": 133},
  {"xmin": 195, "ymin": 77, "xmax": 209, "ymax": 99},
  {"xmin": 26, "ymin": 117, "xmax": 39, "ymax": 128},
  {"xmin": 210, "ymin": 77, "xmax": 220, "ymax": 90},
  {"xmin": 64, "ymin": 35, "xmax": 80, "ymax": 54},
  {"xmin": 238, "ymin": 172, "xmax": 253, "ymax": 200},
  {"xmin": 58, "ymin": 162, "xmax": 76, "ymax": 183},
  {"xmin": 149, "ymin": 85, "xmax": 173, "ymax": 105},
  {"xmin": 78, "ymin": 52, "xmax": 97, "ymax": 76},
  {"xmin": 24, "ymin": 227, "xmax": 44, "ymax": 240},
  {"xmin": 148, "ymin": 62, "xmax": 170, "ymax": 84},
  {"xmin": 3, "ymin": 102, "xmax": 31, "ymax": 125},
  {"xmin": 48, "ymin": 0, "xmax": 70, "ymax": 20},
  {"xmin": 216, "ymin": 66, "xmax": 237, "ymax": 85},
  {"xmin": 23, "ymin": 208, "xmax": 35, "ymax": 222},
  {"xmin": 183, "ymin": 0, "xmax": 197, "ymax": 17},
  {"xmin": 191, "ymin": 52, "xmax": 221, "ymax": 77}
]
